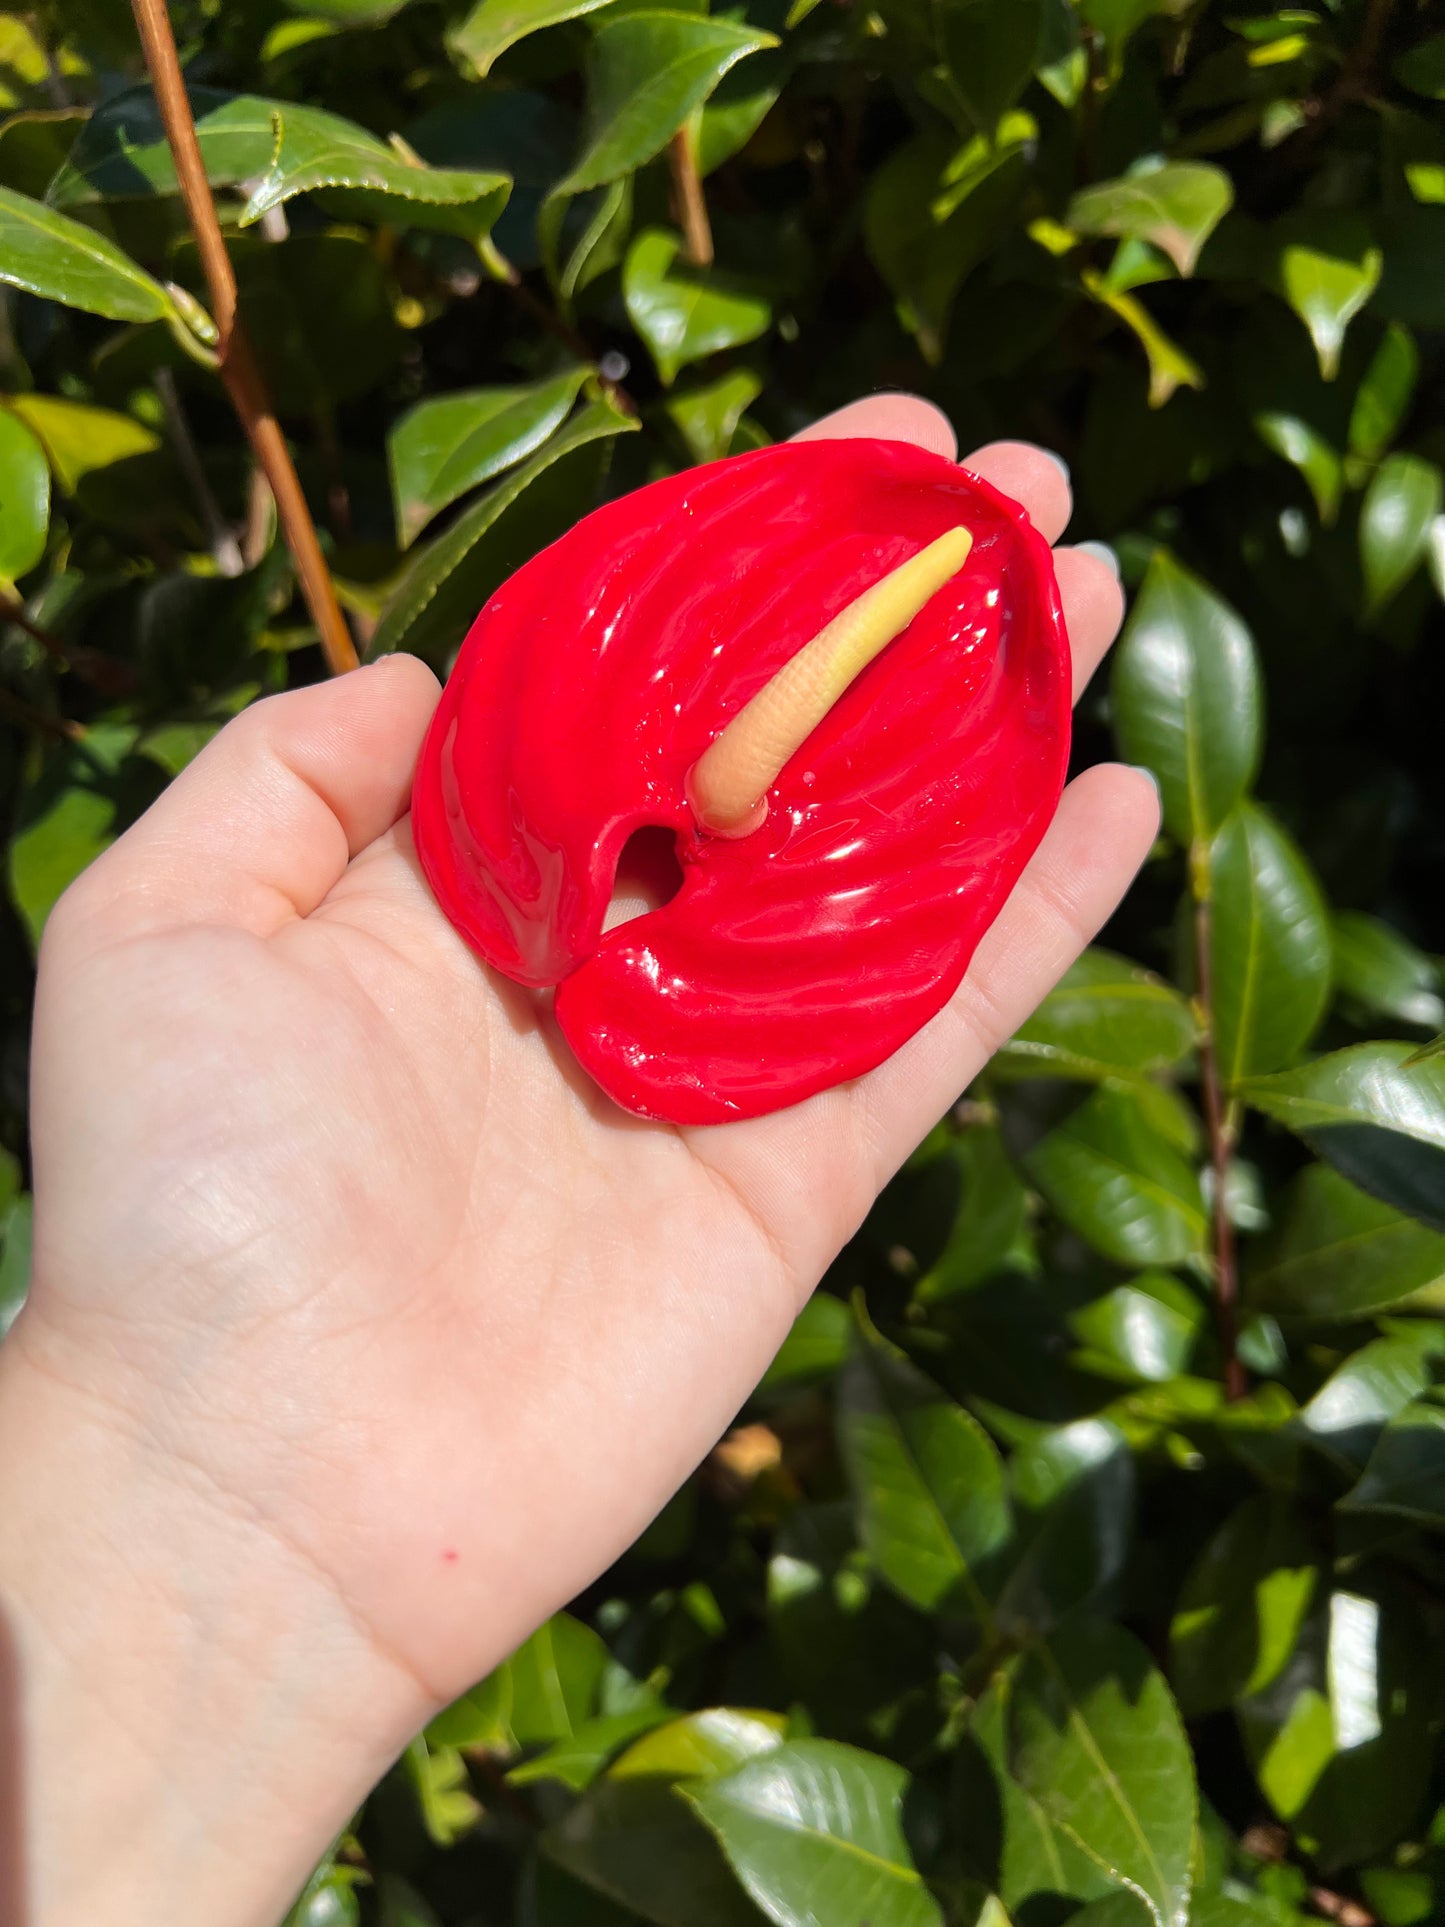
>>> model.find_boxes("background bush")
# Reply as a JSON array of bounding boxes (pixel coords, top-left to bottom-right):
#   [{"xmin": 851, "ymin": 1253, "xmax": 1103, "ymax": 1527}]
[{"xmin": 2, "ymin": 0, "xmax": 1444, "ymax": 1922}]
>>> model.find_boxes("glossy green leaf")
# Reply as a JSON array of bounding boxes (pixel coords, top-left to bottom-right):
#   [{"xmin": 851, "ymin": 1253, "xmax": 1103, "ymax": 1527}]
[
  {"xmin": 1348, "ymin": 325, "xmax": 1419, "ymax": 463},
  {"xmin": 1169, "ymin": 1496, "xmax": 1319, "ymax": 1716},
  {"xmin": 1023, "ymin": 1086, "xmax": 1207, "ymax": 1268},
  {"xmin": 1238, "ymin": 1043, "xmax": 1445, "ymax": 1233},
  {"xmin": 996, "ymin": 1418, "xmax": 1135, "ymax": 1633},
  {"xmin": 1069, "ymin": 163, "xmax": 1231, "ymax": 277},
  {"xmin": 3, "ymin": 394, "xmax": 161, "ymax": 494},
  {"xmin": 1208, "ymin": 804, "xmax": 1331, "ymax": 1086},
  {"xmin": 623, "ymin": 229, "xmax": 770, "ymax": 385},
  {"xmin": 510, "ymin": 1706, "xmax": 672, "ymax": 1790},
  {"xmin": 1069, "ymin": 1273, "xmax": 1205, "ymax": 1385},
  {"xmin": 371, "ymin": 398, "xmax": 637, "ymax": 663},
  {"xmin": 663, "ymin": 367, "xmax": 763, "ymax": 465},
  {"xmin": 1301, "ymin": 1321, "xmax": 1445, "ymax": 1472},
  {"xmin": 1111, "ymin": 550, "xmax": 1261, "ymax": 846},
  {"xmin": 425, "ymin": 1663, "xmax": 514, "ymax": 1750},
  {"xmin": 0, "ymin": 406, "xmax": 49, "ymax": 580},
  {"xmin": 1359, "ymin": 453, "xmax": 1442, "ymax": 616},
  {"xmin": 1081, "ymin": 273, "xmax": 1204, "ymax": 408},
  {"xmin": 1253, "ymin": 412, "xmax": 1342, "ymax": 524},
  {"xmin": 508, "ymin": 1612, "xmax": 610, "ymax": 1745},
  {"xmin": 912, "ymin": 1124, "xmax": 1031, "ymax": 1302},
  {"xmin": 1340, "ymin": 1398, "xmax": 1445, "ymax": 1528},
  {"xmin": 388, "ymin": 369, "xmax": 590, "ymax": 548},
  {"xmin": 1331, "ymin": 911, "xmax": 1443, "ymax": 1030},
  {"xmin": 836, "ymin": 1310, "xmax": 1010, "ymax": 1616},
  {"xmin": 0, "ymin": 1194, "xmax": 31, "ymax": 1340},
  {"xmin": 541, "ymin": 177, "xmax": 634, "ymax": 303},
  {"xmin": 689, "ymin": 1739, "xmax": 944, "ymax": 1927},
  {"xmin": 449, "ymin": 0, "xmax": 616, "ymax": 77},
  {"xmin": 697, "ymin": 54, "xmax": 787, "ymax": 176},
  {"xmin": 52, "ymin": 87, "xmax": 510, "ymax": 240},
  {"xmin": 1247, "ymin": 1165, "xmax": 1445, "ymax": 1321},
  {"xmin": 1008, "ymin": 1622, "xmax": 1195, "ymax": 1927},
  {"xmin": 10, "ymin": 782, "xmax": 114, "ymax": 946},
  {"xmin": 612, "ymin": 1710, "xmax": 785, "ymax": 1782},
  {"xmin": 1001, "ymin": 948, "xmax": 1196, "ymax": 1083},
  {"xmin": 558, "ymin": 12, "xmax": 777, "ymax": 197},
  {"xmin": 1271, "ymin": 213, "xmax": 1382, "ymax": 380},
  {"xmin": 0, "ymin": 184, "xmax": 175, "ymax": 323}
]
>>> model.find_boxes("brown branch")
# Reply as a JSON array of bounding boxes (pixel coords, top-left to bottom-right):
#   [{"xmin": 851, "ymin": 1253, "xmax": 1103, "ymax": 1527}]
[
  {"xmin": 668, "ymin": 125, "xmax": 713, "ymax": 267},
  {"xmin": 127, "ymin": 0, "xmax": 358, "ymax": 675},
  {"xmin": 0, "ymin": 592, "xmax": 134, "ymax": 696},
  {"xmin": 1193, "ymin": 854, "xmax": 1246, "ymax": 1404},
  {"xmin": 0, "ymin": 684, "xmax": 84, "ymax": 743}
]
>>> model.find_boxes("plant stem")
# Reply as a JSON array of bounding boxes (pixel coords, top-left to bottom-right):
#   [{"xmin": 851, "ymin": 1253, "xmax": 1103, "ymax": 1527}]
[
  {"xmin": 1192, "ymin": 848, "xmax": 1246, "ymax": 1404},
  {"xmin": 668, "ymin": 124, "xmax": 713, "ymax": 267},
  {"xmin": 0, "ymin": 684, "xmax": 84, "ymax": 742},
  {"xmin": 127, "ymin": 0, "xmax": 358, "ymax": 675},
  {"xmin": 0, "ymin": 592, "xmax": 134, "ymax": 695}
]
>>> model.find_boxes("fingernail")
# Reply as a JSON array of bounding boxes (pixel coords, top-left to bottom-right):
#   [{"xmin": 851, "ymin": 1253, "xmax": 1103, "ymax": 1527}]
[
  {"xmin": 1076, "ymin": 540, "xmax": 1121, "ymax": 579},
  {"xmin": 1042, "ymin": 449, "xmax": 1071, "ymax": 484},
  {"xmin": 1130, "ymin": 764, "xmax": 1162, "ymax": 802}
]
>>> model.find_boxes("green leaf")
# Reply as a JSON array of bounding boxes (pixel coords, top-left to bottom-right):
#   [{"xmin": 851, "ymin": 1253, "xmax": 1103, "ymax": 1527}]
[
  {"xmin": 913, "ymin": 1124, "xmax": 1032, "ymax": 1302},
  {"xmin": 1247, "ymin": 1164, "xmax": 1445, "ymax": 1321},
  {"xmin": 541, "ymin": 177, "xmax": 634, "ymax": 304},
  {"xmin": 688, "ymin": 1739, "xmax": 944, "ymax": 1927},
  {"xmin": 1331, "ymin": 910, "xmax": 1442, "ymax": 1030},
  {"xmin": 404, "ymin": 1736, "xmax": 482, "ymax": 1847},
  {"xmin": 1169, "ymin": 1496, "xmax": 1319, "ymax": 1717},
  {"xmin": 757, "ymin": 1292, "xmax": 850, "ymax": 1394},
  {"xmin": 1111, "ymin": 550, "xmax": 1261, "ymax": 845},
  {"xmin": 508, "ymin": 1612, "xmax": 609, "ymax": 1745},
  {"xmin": 558, "ymin": 12, "xmax": 777, "ymax": 197},
  {"xmin": 1008, "ymin": 1622, "xmax": 1195, "ymax": 1927},
  {"xmin": 1394, "ymin": 32, "xmax": 1445, "ymax": 101},
  {"xmin": 9, "ymin": 780, "xmax": 114, "ymax": 947},
  {"xmin": 1359, "ymin": 453, "xmax": 1442, "ymax": 616},
  {"xmin": 938, "ymin": 0, "xmax": 1044, "ymax": 133},
  {"xmin": 544, "ymin": 1710, "xmax": 772, "ymax": 1927},
  {"xmin": 449, "ymin": 0, "xmax": 615, "ymax": 76},
  {"xmin": 1253, "ymin": 412, "xmax": 1342, "ymax": 525},
  {"xmin": 1271, "ymin": 213, "xmax": 1382, "ymax": 380},
  {"xmin": 0, "ymin": 406, "xmax": 48, "ymax": 581},
  {"xmin": 425, "ymin": 1663, "xmax": 514, "ymax": 1750},
  {"xmin": 1237, "ymin": 1042, "xmax": 1445, "ymax": 1233},
  {"xmin": 697, "ymin": 54, "xmax": 787, "ymax": 176},
  {"xmin": 1068, "ymin": 163, "xmax": 1232, "ymax": 277},
  {"xmin": 865, "ymin": 123, "xmax": 1033, "ymax": 364},
  {"xmin": 52, "ymin": 87, "xmax": 510, "ymax": 242},
  {"xmin": 663, "ymin": 367, "xmax": 763, "ymax": 465},
  {"xmin": 1069, "ymin": 1273, "xmax": 1205, "ymax": 1385},
  {"xmin": 3, "ymin": 394, "xmax": 161, "ymax": 495},
  {"xmin": 511, "ymin": 1706, "xmax": 675, "ymax": 1790},
  {"xmin": 371, "ymin": 398, "xmax": 637, "ymax": 664},
  {"xmin": 1023, "ymin": 1086, "xmax": 1207, "ymax": 1268},
  {"xmin": 1301, "ymin": 1321, "xmax": 1445, "ymax": 1472},
  {"xmin": 388, "ymin": 369, "xmax": 590, "ymax": 548},
  {"xmin": 0, "ymin": 183, "xmax": 176, "ymax": 323},
  {"xmin": 1000, "ymin": 947, "xmax": 1197, "ymax": 1083},
  {"xmin": 0, "ymin": 1194, "xmax": 32, "ymax": 1340},
  {"xmin": 996, "ymin": 1418, "xmax": 1135, "ymax": 1633},
  {"xmin": 1340, "ymin": 1398, "xmax": 1445, "ymax": 1528},
  {"xmin": 611, "ymin": 1710, "xmax": 786, "ymax": 1782},
  {"xmin": 623, "ymin": 229, "xmax": 770, "ymax": 386},
  {"xmin": 1208, "ymin": 804, "xmax": 1331, "ymax": 1086},
  {"xmin": 1348, "ymin": 324, "xmax": 1418, "ymax": 463},
  {"xmin": 1080, "ymin": 273, "xmax": 1204, "ymax": 409},
  {"xmin": 836, "ymin": 1308, "xmax": 1010, "ymax": 1616}
]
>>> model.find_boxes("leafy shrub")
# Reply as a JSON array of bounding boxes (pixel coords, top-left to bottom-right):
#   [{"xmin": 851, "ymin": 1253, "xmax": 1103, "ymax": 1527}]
[{"xmin": 1, "ymin": 1, "xmax": 1443, "ymax": 1924}]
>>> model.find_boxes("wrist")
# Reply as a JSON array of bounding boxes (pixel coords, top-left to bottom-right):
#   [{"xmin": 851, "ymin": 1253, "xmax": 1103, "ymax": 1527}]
[{"xmin": 0, "ymin": 1321, "xmax": 430, "ymax": 1927}]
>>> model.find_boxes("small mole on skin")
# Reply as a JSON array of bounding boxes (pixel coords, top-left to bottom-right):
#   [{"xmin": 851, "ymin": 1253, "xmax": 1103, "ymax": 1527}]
[{"xmin": 442, "ymin": 1548, "xmax": 459, "ymax": 1562}]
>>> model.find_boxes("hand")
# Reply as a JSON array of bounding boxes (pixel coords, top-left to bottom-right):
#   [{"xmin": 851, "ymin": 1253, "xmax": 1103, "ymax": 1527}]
[{"xmin": 0, "ymin": 395, "xmax": 1157, "ymax": 1927}]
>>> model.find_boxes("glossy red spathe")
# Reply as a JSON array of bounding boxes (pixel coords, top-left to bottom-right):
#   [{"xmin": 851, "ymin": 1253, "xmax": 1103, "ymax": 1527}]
[{"xmin": 411, "ymin": 437, "xmax": 1072, "ymax": 1124}]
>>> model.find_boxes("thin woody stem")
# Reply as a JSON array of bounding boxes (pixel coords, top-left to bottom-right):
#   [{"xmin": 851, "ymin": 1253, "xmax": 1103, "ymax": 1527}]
[
  {"xmin": 0, "ymin": 591, "xmax": 134, "ymax": 695},
  {"xmin": 1192, "ymin": 844, "xmax": 1246, "ymax": 1403},
  {"xmin": 667, "ymin": 125, "xmax": 713, "ymax": 267},
  {"xmin": 127, "ymin": 0, "xmax": 358, "ymax": 675},
  {"xmin": 0, "ymin": 684, "xmax": 84, "ymax": 743}
]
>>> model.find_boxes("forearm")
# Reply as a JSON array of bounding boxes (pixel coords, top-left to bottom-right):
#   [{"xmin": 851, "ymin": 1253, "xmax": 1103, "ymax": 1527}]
[{"xmin": 0, "ymin": 1331, "xmax": 425, "ymax": 1927}]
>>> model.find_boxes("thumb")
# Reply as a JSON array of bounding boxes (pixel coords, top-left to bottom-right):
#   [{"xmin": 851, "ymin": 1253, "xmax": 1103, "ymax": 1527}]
[{"xmin": 57, "ymin": 655, "xmax": 441, "ymax": 943}]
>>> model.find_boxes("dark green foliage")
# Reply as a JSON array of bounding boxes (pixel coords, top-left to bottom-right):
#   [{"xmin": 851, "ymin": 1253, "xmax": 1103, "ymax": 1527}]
[{"xmin": 0, "ymin": 1, "xmax": 1442, "ymax": 1922}]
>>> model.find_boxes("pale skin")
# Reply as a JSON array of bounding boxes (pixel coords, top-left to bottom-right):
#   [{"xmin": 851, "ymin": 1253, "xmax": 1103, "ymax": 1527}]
[{"xmin": 0, "ymin": 394, "xmax": 1158, "ymax": 1927}]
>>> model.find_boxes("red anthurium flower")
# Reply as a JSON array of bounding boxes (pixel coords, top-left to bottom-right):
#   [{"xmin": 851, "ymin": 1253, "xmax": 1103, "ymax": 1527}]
[{"xmin": 412, "ymin": 437, "xmax": 1071, "ymax": 1123}]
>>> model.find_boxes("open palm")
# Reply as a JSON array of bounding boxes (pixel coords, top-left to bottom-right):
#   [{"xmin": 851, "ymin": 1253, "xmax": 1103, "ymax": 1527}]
[{"xmin": 11, "ymin": 396, "xmax": 1155, "ymax": 1915}]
